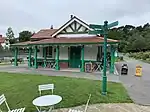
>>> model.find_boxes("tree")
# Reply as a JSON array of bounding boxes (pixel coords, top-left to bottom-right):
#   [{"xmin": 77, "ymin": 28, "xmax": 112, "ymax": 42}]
[
  {"xmin": 143, "ymin": 23, "xmax": 150, "ymax": 29},
  {"xmin": 19, "ymin": 31, "xmax": 33, "ymax": 42},
  {"xmin": 108, "ymin": 22, "xmax": 150, "ymax": 53},
  {"xmin": 132, "ymin": 37, "xmax": 146, "ymax": 52},
  {"xmin": 6, "ymin": 27, "xmax": 15, "ymax": 44}
]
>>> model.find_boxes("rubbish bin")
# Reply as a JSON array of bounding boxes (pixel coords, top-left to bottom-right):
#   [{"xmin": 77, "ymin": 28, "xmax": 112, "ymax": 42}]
[{"xmin": 121, "ymin": 64, "xmax": 128, "ymax": 75}]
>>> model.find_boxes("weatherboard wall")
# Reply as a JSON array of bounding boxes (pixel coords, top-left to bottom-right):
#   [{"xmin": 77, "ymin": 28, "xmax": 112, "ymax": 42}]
[
  {"xmin": 84, "ymin": 45, "xmax": 98, "ymax": 61},
  {"xmin": 59, "ymin": 46, "xmax": 68, "ymax": 60}
]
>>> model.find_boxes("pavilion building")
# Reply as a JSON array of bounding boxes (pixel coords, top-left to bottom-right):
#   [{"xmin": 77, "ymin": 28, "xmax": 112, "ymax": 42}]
[{"xmin": 11, "ymin": 15, "xmax": 119, "ymax": 73}]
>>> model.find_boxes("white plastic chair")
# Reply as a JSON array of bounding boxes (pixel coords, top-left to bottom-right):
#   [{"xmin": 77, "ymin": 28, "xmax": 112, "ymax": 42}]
[
  {"xmin": 38, "ymin": 84, "xmax": 55, "ymax": 111},
  {"xmin": 0, "ymin": 94, "xmax": 25, "ymax": 112},
  {"xmin": 38, "ymin": 84, "xmax": 54, "ymax": 96},
  {"xmin": 68, "ymin": 94, "xmax": 91, "ymax": 112}
]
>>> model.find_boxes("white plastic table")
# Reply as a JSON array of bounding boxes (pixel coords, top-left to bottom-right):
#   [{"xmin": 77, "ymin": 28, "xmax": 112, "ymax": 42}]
[{"xmin": 33, "ymin": 95, "xmax": 62, "ymax": 112}]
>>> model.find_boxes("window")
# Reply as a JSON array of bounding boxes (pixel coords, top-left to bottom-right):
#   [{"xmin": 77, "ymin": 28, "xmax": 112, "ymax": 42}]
[{"xmin": 45, "ymin": 46, "xmax": 53, "ymax": 58}]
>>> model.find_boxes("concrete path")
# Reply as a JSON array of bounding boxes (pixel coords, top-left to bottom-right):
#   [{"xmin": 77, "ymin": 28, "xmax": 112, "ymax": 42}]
[
  {"xmin": 115, "ymin": 58, "xmax": 150, "ymax": 105},
  {"xmin": 0, "ymin": 64, "xmax": 120, "ymax": 82},
  {"xmin": 54, "ymin": 103, "xmax": 150, "ymax": 112}
]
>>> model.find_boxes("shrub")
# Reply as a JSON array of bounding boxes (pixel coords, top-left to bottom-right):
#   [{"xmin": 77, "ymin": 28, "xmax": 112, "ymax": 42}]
[
  {"xmin": 128, "ymin": 51, "xmax": 150, "ymax": 60},
  {"xmin": 120, "ymin": 56, "xmax": 123, "ymax": 60},
  {"xmin": 141, "ymin": 55, "xmax": 147, "ymax": 60}
]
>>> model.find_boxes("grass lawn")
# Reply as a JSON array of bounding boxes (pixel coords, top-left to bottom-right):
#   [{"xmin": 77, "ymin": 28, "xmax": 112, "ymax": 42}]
[
  {"xmin": 0, "ymin": 72, "xmax": 132, "ymax": 112},
  {"xmin": 0, "ymin": 63, "xmax": 12, "ymax": 66},
  {"xmin": 0, "ymin": 62, "xmax": 25, "ymax": 66}
]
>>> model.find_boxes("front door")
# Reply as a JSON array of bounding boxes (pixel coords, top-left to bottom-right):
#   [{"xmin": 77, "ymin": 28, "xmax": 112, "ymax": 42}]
[{"xmin": 69, "ymin": 46, "xmax": 81, "ymax": 68}]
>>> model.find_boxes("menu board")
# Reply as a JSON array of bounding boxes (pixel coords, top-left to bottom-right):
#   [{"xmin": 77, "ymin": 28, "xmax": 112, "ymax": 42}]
[{"xmin": 85, "ymin": 63, "xmax": 92, "ymax": 73}]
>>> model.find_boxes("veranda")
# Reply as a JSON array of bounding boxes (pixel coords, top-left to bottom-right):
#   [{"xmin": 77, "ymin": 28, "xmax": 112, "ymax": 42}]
[{"xmin": 11, "ymin": 37, "xmax": 118, "ymax": 73}]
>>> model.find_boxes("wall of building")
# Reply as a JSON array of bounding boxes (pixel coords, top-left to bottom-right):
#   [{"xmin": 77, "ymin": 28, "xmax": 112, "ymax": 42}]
[
  {"xmin": 37, "ymin": 45, "xmax": 111, "ymax": 60},
  {"xmin": 37, "ymin": 47, "xmax": 43, "ymax": 58},
  {"xmin": 37, "ymin": 46, "xmax": 56, "ymax": 59},
  {"xmin": 59, "ymin": 46, "xmax": 68, "ymax": 60},
  {"xmin": 57, "ymin": 34, "xmax": 96, "ymax": 38},
  {"xmin": 101, "ymin": 45, "xmax": 111, "ymax": 52},
  {"xmin": 84, "ymin": 45, "xmax": 98, "ymax": 61},
  {"xmin": 59, "ymin": 45, "xmax": 99, "ymax": 61}
]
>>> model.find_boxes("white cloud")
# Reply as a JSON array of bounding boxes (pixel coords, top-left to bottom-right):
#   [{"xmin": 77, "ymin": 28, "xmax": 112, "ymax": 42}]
[{"xmin": 0, "ymin": 0, "xmax": 150, "ymax": 36}]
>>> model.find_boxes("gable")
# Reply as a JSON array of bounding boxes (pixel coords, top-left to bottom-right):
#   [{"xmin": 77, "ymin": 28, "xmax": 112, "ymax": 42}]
[
  {"xmin": 61, "ymin": 21, "xmax": 89, "ymax": 33},
  {"xmin": 52, "ymin": 16, "xmax": 92, "ymax": 37}
]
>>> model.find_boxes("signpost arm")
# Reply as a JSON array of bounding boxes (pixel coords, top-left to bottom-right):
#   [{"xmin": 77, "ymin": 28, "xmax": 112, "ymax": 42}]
[{"xmin": 102, "ymin": 21, "xmax": 108, "ymax": 95}]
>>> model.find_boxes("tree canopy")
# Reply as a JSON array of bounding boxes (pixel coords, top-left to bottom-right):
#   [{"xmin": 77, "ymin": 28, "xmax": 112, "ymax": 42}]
[
  {"xmin": 6, "ymin": 27, "xmax": 15, "ymax": 44},
  {"xmin": 19, "ymin": 31, "xmax": 33, "ymax": 42},
  {"xmin": 108, "ymin": 23, "xmax": 150, "ymax": 53}
]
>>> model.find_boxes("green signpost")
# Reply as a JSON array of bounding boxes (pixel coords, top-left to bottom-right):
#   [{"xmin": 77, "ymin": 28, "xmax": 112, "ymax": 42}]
[
  {"xmin": 89, "ymin": 21, "xmax": 118, "ymax": 95},
  {"xmin": 89, "ymin": 30, "xmax": 103, "ymax": 35}
]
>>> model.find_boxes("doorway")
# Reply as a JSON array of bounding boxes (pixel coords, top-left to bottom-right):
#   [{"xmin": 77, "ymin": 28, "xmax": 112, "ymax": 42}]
[{"xmin": 69, "ymin": 46, "xmax": 81, "ymax": 68}]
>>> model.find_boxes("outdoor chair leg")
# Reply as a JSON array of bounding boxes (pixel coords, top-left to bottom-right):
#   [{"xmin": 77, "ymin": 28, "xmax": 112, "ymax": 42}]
[
  {"xmin": 48, "ymin": 106, "xmax": 54, "ymax": 112},
  {"xmin": 35, "ymin": 106, "xmax": 41, "ymax": 112}
]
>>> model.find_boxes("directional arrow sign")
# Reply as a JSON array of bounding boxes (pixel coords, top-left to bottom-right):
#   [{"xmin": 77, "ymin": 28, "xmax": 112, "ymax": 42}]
[
  {"xmin": 89, "ymin": 24, "xmax": 103, "ymax": 29},
  {"xmin": 89, "ymin": 30, "xmax": 104, "ymax": 35},
  {"xmin": 108, "ymin": 21, "xmax": 119, "ymax": 28}
]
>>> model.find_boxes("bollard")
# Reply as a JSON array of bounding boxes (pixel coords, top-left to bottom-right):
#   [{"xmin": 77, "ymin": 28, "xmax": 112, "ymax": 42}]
[{"xmin": 135, "ymin": 65, "xmax": 142, "ymax": 77}]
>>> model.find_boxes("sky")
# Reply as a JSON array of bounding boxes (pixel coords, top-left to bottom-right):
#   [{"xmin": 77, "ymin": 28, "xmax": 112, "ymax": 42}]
[{"xmin": 0, "ymin": 0, "xmax": 150, "ymax": 37}]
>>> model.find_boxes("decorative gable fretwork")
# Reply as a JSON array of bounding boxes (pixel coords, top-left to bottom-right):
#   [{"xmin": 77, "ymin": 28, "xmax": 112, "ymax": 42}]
[
  {"xmin": 52, "ymin": 16, "xmax": 92, "ymax": 37},
  {"xmin": 61, "ymin": 21, "xmax": 89, "ymax": 34}
]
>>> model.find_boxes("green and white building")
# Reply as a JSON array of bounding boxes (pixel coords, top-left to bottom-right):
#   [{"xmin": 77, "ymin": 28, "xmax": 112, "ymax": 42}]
[{"xmin": 11, "ymin": 15, "xmax": 119, "ymax": 73}]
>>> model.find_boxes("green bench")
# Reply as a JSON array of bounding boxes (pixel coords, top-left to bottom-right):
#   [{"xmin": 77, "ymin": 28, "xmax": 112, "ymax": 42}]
[{"xmin": 10, "ymin": 58, "xmax": 23, "ymax": 64}]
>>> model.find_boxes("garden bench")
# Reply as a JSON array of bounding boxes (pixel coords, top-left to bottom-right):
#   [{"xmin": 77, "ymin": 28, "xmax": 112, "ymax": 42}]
[{"xmin": 10, "ymin": 58, "xmax": 23, "ymax": 64}]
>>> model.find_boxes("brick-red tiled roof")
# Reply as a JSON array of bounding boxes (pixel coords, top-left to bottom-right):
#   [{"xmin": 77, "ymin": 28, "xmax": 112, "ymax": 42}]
[
  {"xmin": 11, "ymin": 36, "xmax": 119, "ymax": 46},
  {"xmin": 31, "ymin": 29, "xmax": 58, "ymax": 39},
  {"xmin": 0, "ymin": 36, "xmax": 5, "ymax": 43},
  {"xmin": 29, "ymin": 36, "xmax": 119, "ymax": 45},
  {"xmin": 11, "ymin": 41, "xmax": 31, "ymax": 46}
]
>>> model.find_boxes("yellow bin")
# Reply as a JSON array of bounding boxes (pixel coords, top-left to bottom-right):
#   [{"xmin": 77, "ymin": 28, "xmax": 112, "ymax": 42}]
[{"xmin": 135, "ymin": 65, "xmax": 142, "ymax": 77}]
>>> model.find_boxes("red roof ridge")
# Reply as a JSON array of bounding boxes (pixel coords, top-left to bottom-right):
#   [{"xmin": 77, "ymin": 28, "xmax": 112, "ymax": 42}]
[
  {"xmin": 97, "ymin": 36, "xmax": 119, "ymax": 42},
  {"xmin": 107, "ymin": 38, "xmax": 119, "ymax": 42},
  {"xmin": 40, "ymin": 29, "xmax": 58, "ymax": 31},
  {"xmin": 57, "ymin": 36, "xmax": 102, "ymax": 39}
]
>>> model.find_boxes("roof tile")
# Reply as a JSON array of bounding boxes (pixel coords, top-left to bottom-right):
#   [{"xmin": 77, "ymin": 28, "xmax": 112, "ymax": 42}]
[
  {"xmin": 29, "ymin": 36, "xmax": 119, "ymax": 45},
  {"xmin": 0, "ymin": 37, "xmax": 6, "ymax": 43},
  {"xmin": 31, "ymin": 29, "xmax": 58, "ymax": 39}
]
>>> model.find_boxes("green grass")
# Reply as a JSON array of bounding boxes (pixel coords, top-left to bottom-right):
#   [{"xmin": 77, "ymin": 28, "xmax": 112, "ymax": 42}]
[
  {"xmin": 0, "ymin": 63, "xmax": 12, "ymax": 65},
  {"xmin": 0, "ymin": 62, "xmax": 25, "ymax": 66},
  {"xmin": 0, "ymin": 72, "xmax": 132, "ymax": 111}
]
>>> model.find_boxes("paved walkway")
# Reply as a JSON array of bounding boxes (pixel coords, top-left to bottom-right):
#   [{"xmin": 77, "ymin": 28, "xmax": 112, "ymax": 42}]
[
  {"xmin": 54, "ymin": 103, "xmax": 150, "ymax": 112},
  {"xmin": 115, "ymin": 58, "xmax": 150, "ymax": 105},
  {"xmin": 0, "ymin": 64, "xmax": 120, "ymax": 82}
]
